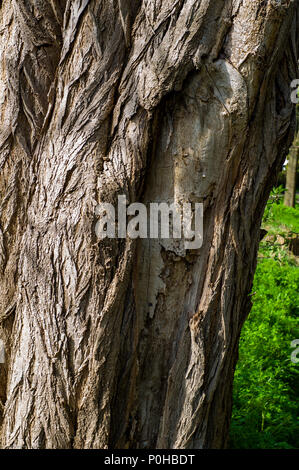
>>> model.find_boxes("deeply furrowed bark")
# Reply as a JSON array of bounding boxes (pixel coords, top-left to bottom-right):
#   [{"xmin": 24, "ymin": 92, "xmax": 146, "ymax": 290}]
[{"xmin": 0, "ymin": 0, "xmax": 298, "ymax": 449}]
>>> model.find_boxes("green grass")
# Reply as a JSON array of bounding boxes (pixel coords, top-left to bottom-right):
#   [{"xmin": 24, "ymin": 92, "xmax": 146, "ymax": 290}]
[
  {"xmin": 229, "ymin": 199, "xmax": 299, "ymax": 449},
  {"xmin": 263, "ymin": 200, "xmax": 299, "ymax": 235}
]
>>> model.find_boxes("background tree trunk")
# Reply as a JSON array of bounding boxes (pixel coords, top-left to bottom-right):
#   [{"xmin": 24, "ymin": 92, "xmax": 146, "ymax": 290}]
[
  {"xmin": 284, "ymin": 141, "xmax": 298, "ymax": 207},
  {"xmin": 0, "ymin": 0, "xmax": 298, "ymax": 449}
]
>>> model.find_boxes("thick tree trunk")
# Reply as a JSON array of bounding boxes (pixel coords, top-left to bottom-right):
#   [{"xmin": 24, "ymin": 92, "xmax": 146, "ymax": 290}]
[{"xmin": 0, "ymin": 0, "xmax": 298, "ymax": 449}]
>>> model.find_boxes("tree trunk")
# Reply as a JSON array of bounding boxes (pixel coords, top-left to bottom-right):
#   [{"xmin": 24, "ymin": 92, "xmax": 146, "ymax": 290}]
[
  {"xmin": 284, "ymin": 143, "xmax": 298, "ymax": 207},
  {"xmin": 0, "ymin": 0, "xmax": 298, "ymax": 449}
]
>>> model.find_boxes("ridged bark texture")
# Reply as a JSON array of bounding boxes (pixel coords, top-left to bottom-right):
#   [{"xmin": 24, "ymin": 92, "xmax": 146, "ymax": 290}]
[{"xmin": 0, "ymin": 0, "xmax": 298, "ymax": 449}]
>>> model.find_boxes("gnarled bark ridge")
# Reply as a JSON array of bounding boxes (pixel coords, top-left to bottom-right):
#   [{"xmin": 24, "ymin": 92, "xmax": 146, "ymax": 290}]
[{"xmin": 0, "ymin": 0, "xmax": 298, "ymax": 449}]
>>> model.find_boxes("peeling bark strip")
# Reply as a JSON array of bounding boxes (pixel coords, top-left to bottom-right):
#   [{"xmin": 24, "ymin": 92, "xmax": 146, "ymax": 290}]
[{"xmin": 0, "ymin": 0, "xmax": 298, "ymax": 449}]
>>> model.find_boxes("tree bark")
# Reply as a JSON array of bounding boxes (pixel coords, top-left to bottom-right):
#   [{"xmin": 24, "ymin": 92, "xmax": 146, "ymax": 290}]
[
  {"xmin": 0, "ymin": 0, "xmax": 298, "ymax": 449},
  {"xmin": 284, "ymin": 142, "xmax": 298, "ymax": 207}
]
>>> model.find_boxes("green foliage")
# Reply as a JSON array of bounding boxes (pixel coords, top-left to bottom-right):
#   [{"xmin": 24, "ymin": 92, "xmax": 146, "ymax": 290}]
[
  {"xmin": 230, "ymin": 199, "xmax": 299, "ymax": 449},
  {"xmin": 263, "ymin": 189, "xmax": 299, "ymax": 234},
  {"xmin": 265, "ymin": 203, "xmax": 299, "ymax": 234}
]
